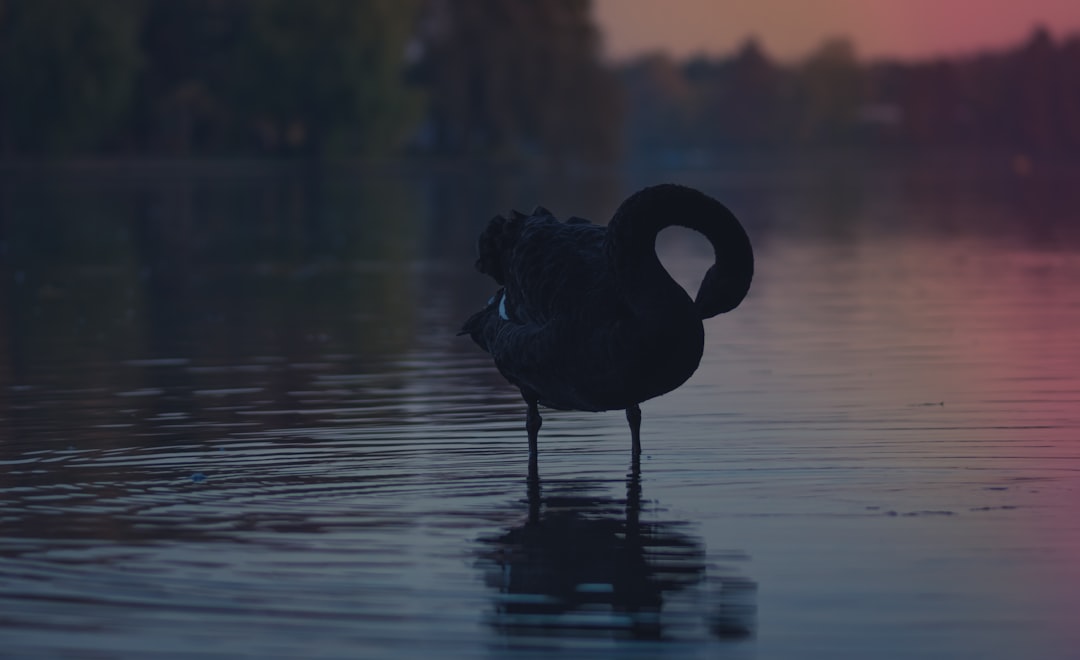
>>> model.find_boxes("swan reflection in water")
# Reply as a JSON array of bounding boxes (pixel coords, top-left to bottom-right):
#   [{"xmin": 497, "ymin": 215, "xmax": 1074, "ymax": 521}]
[{"xmin": 476, "ymin": 459, "xmax": 756, "ymax": 641}]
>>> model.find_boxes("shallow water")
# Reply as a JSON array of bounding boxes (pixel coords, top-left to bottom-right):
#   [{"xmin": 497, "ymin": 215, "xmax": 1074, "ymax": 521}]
[{"xmin": 2, "ymin": 157, "xmax": 1079, "ymax": 658}]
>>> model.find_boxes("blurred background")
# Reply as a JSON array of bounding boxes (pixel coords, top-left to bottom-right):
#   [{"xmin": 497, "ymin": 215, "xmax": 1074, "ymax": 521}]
[
  {"xmin": 0, "ymin": 0, "xmax": 1078, "ymax": 163},
  {"xmin": 3, "ymin": 0, "xmax": 1079, "ymax": 371}
]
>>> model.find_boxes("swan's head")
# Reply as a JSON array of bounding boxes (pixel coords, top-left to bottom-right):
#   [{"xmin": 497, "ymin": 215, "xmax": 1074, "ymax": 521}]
[
  {"xmin": 657, "ymin": 185, "xmax": 753, "ymax": 319},
  {"xmin": 608, "ymin": 183, "xmax": 754, "ymax": 319},
  {"xmin": 696, "ymin": 258, "xmax": 753, "ymax": 319}
]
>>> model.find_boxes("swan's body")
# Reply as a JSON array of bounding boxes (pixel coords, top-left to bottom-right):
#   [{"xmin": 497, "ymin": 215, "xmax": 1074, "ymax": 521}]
[{"xmin": 461, "ymin": 184, "xmax": 753, "ymax": 460}]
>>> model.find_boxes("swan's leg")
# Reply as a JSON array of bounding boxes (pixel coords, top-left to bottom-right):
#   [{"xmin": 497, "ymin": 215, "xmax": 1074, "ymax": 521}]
[
  {"xmin": 626, "ymin": 404, "xmax": 642, "ymax": 455},
  {"xmin": 526, "ymin": 398, "xmax": 542, "ymax": 456}
]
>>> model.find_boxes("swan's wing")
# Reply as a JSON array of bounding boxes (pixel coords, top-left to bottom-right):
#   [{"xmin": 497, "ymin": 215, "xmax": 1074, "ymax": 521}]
[
  {"xmin": 463, "ymin": 211, "xmax": 639, "ymax": 410},
  {"xmin": 464, "ymin": 211, "xmax": 624, "ymax": 391},
  {"xmin": 474, "ymin": 210, "xmax": 619, "ymax": 323},
  {"xmin": 498, "ymin": 216, "xmax": 610, "ymax": 326}
]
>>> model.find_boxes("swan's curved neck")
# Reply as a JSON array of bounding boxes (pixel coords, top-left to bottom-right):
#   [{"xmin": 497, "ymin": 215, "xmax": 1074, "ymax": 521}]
[{"xmin": 606, "ymin": 184, "xmax": 754, "ymax": 319}]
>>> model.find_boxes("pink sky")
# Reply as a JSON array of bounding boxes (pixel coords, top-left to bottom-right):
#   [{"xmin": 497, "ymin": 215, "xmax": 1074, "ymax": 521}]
[{"xmin": 594, "ymin": 0, "xmax": 1080, "ymax": 62}]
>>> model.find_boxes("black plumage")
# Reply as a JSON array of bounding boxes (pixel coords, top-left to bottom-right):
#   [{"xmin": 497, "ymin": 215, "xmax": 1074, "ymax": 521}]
[{"xmin": 461, "ymin": 183, "xmax": 754, "ymax": 461}]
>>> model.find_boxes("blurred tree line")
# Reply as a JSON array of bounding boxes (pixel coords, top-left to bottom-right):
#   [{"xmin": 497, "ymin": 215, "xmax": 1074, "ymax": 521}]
[
  {"xmin": 622, "ymin": 27, "xmax": 1080, "ymax": 158},
  {"xmin": 2, "ymin": 0, "xmax": 1078, "ymax": 162},
  {"xmin": 410, "ymin": 0, "xmax": 619, "ymax": 163},
  {"xmin": 0, "ymin": 0, "xmax": 422, "ymax": 156},
  {"xmin": 0, "ymin": 0, "xmax": 619, "ymax": 161}
]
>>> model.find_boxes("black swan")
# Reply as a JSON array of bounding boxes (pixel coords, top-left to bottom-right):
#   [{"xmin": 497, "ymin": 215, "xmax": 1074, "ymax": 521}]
[{"xmin": 461, "ymin": 184, "xmax": 753, "ymax": 461}]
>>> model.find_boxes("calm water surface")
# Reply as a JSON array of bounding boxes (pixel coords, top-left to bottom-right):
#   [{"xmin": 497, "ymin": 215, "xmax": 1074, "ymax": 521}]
[{"xmin": 1, "ymin": 158, "xmax": 1079, "ymax": 658}]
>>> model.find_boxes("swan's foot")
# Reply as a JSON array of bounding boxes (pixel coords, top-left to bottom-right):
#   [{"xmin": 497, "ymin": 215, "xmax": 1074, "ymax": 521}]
[
  {"xmin": 626, "ymin": 404, "xmax": 642, "ymax": 455},
  {"xmin": 526, "ymin": 399, "xmax": 542, "ymax": 456}
]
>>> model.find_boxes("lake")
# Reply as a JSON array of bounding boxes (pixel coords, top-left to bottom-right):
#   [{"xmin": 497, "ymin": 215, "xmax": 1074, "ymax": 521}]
[{"xmin": 2, "ymin": 154, "xmax": 1079, "ymax": 658}]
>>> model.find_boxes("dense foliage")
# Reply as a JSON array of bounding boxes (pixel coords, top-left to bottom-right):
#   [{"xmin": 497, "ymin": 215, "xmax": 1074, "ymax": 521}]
[
  {"xmin": 0, "ymin": 0, "xmax": 1076, "ymax": 160},
  {"xmin": 1, "ymin": 0, "xmax": 424, "ymax": 156},
  {"xmin": 410, "ymin": 0, "xmax": 621, "ymax": 163},
  {"xmin": 623, "ymin": 28, "xmax": 1080, "ymax": 156},
  {"xmin": 0, "ymin": 0, "xmax": 618, "ymax": 161}
]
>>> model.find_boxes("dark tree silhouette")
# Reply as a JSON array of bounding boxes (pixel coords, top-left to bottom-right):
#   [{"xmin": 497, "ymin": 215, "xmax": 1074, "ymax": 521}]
[
  {"xmin": 620, "ymin": 25, "xmax": 1080, "ymax": 157},
  {"xmin": 411, "ymin": 0, "xmax": 621, "ymax": 164},
  {"xmin": 1, "ymin": 4, "xmax": 1078, "ymax": 159},
  {"xmin": 0, "ymin": 0, "xmax": 143, "ymax": 155}
]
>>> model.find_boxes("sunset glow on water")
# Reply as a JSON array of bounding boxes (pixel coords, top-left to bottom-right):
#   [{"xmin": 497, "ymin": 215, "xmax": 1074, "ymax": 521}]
[{"xmin": 1, "ymin": 158, "xmax": 1079, "ymax": 657}]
